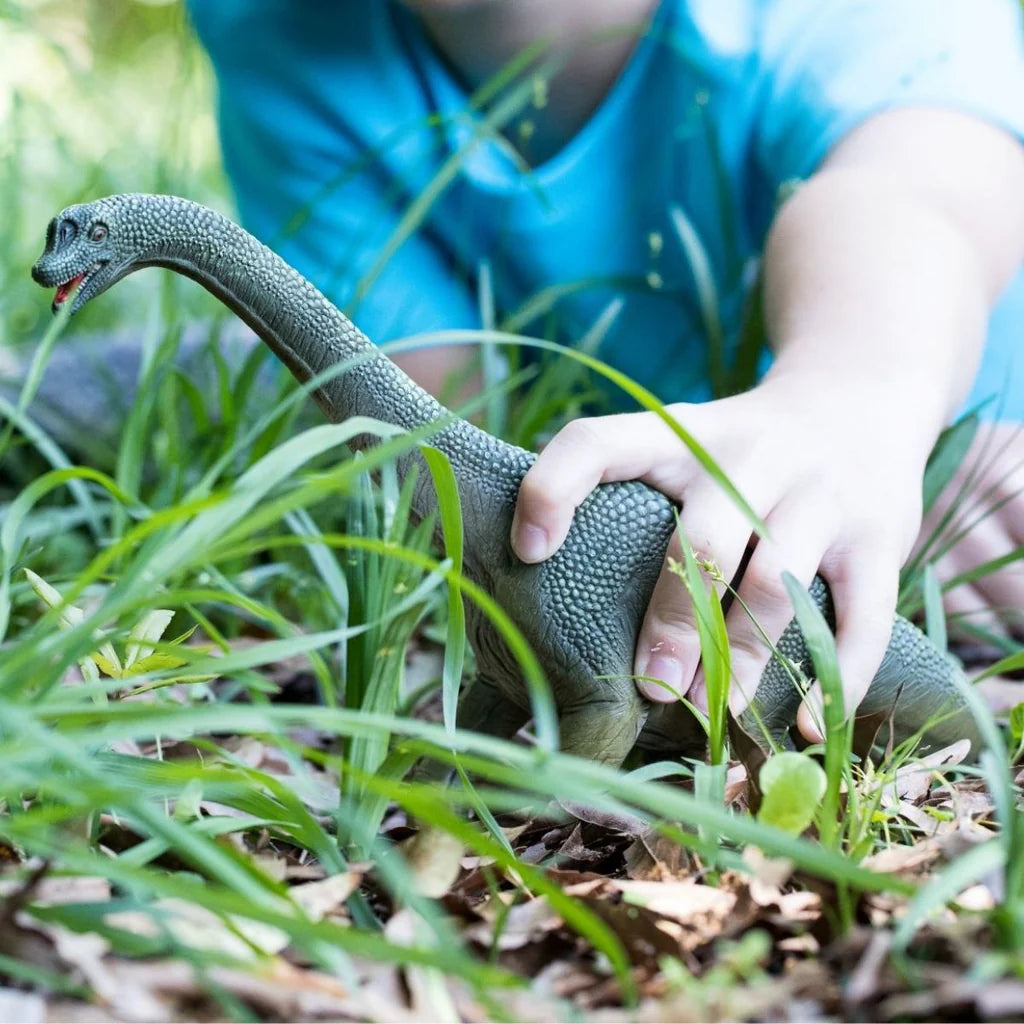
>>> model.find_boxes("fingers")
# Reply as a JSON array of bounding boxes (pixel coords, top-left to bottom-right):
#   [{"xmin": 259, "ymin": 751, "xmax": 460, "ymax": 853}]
[
  {"xmin": 723, "ymin": 497, "xmax": 831, "ymax": 717},
  {"xmin": 797, "ymin": 547, "xmax": 900, "ymax": 742},
  {"xmin": 511, "ymin": 414, "xmax": 680, "ymax": 563},
  {"xmin": 633, "ymin": 490, "xmax": 758, "ymax": 704}
]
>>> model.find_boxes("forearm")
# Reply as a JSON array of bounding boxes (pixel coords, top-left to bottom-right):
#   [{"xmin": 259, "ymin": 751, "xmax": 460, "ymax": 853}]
[
  {"xmin": 761, "ymin": 110, "xmax": 1024, "ymax": 454},
  {"xmin": 762, "ymin": 171, "xmax": 988, "ymax": 449}
]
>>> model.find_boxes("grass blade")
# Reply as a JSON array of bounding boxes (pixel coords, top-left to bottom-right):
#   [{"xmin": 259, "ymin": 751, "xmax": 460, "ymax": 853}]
[{"xmin": 420, "ymin": 445, "xmax": 467, "ymax": 738}]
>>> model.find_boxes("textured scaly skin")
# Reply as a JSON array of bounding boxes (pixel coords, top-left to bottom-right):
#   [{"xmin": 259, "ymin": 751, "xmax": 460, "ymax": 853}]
[{"xmin": 31, "ymin": 194, "xmax": 984, "ymax": 763}]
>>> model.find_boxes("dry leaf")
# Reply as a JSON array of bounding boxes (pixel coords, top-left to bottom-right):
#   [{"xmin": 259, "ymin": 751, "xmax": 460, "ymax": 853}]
[
  {"xmin": 614, "ymin": 879, "xmax": 735, "ymax": 927},
  {"xmin": 107, "ymin": 898, "xmax": 287, "ymax": 960},
  {"xmin": 742, "ymin": 846, "xmax": 795, "ymax": 889},
  {"xmin": 863, "ymin": 839, "xmax": 942, "ymax": 875},
  {"xmin": 0, "ymin": 875, "xmax": 111, "ymax": 905},
  {"xmin": 883, "ymin": 740, "xmax": 971, "ymax": 806},
  {"xmin": 398, "ymin": 827, "xmax": 464, "ymax": 899},
  {"xmin": 464, "ymin": 896, "xmax": 564, "ymax": 952},
  {"xmin": 557, "ymin": 801, "xmax": 647, "ymax": 836},
  {"xmin": 624, "ymin": 830, "xmax": 693, "ymax": 881},
  {"xmin": 724, "ymin": 763, "xmax": 749, "ymax": 804},
  {"xmin": 289, "ymin": 871, "xmax": 362, "ymax": 919},
  {"xmin": 977, "ymin": 675, "xmax": 1024, "ymax": 713},
  {"xmin": 955, "ymin": 883, "xmax": 995, "ymax": 911}
]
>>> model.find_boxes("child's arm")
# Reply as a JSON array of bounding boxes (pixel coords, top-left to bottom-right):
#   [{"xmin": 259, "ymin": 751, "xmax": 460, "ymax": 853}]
[{"xmin": 511, "ymin": 108, "xmax": 1024, "ymax": 739}]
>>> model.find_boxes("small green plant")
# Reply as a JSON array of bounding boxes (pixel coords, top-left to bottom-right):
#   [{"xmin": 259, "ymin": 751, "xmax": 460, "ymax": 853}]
[
  {"xmin": 23, "ymin": 567, "xmax": 197, "ymax": 689},
  {"xmin": 1010, "ymin": 703, "xmax": 1024, "ymax": 762},
  {"xmin": 757, "ymin": 750, "xmax": 827, "ymax": 835},
  {"xmin": 660, "ymin": 930, "xmax": 774, "ymax": 1019}
]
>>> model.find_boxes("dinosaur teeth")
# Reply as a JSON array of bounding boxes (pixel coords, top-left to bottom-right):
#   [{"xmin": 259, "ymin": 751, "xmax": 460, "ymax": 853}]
[{"xmin": 54, "ymin": 273, "xmax": 86, "ymax": 307}]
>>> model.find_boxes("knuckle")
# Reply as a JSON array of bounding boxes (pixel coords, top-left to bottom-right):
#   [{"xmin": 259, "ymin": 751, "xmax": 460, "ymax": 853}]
[
  {"xmin": 517, "ymin": 472, "xmax": 567, "ymax": 516},
  {"xmin": 823, "ymin": 547, "xmax": 898, "ymax": 597},
  {"xmin": 645, "ymin": 583, "xmax": 699, "ymax": 634},
  {"xmin": 674, "ymin": 516, "xmax": 721, "ymax": 562},
  {"xmin": 555, "ymin": 416, "xmax": 610, "ymax": 451},
  {"xmin": 859, "ymin": 606, "xmax": 898, "ymax": 644},
  {"xmin": 728, "ymin": 626, "xmax": 771, "ymax": 666},
  {"xmin": 738, "ymin": 561, "xmax": 789, "ymax": 610},
  {"xmin": 835, "ymin": 595, "xmax": 897, "ymax": 654}
]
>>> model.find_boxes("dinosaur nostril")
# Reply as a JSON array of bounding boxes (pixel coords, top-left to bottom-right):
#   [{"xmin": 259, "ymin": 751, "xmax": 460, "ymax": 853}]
[{"xmin": 57, "ymin": 219, "xmax": 77, "ymax": 247}]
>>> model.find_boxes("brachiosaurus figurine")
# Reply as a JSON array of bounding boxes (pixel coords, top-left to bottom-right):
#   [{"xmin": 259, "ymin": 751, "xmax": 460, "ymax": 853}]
[{"xmin": 32, "ymin": 194, "xmax": 983, "ymax": 764}]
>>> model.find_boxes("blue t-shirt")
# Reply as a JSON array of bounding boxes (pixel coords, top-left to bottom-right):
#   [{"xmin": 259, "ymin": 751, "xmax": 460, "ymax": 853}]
[{"xmin": 189, "ymin": 0, "xmax": 1024, "ymax": 419}]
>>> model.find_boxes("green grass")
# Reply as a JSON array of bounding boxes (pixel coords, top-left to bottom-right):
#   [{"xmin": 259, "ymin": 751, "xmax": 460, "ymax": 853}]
[{"xmin": 2, "ymin": 3, "xmax": 1024, "ymax": 1018}]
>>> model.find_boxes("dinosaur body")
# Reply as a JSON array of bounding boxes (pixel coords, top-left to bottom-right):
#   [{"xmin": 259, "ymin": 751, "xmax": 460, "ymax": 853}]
[{"xmin": 31, "ymin": 194, "xmax": 983, "ymax": 763}]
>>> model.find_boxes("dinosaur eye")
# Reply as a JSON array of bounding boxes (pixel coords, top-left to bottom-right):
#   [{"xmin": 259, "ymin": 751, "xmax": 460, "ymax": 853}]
[
  {"xmin": 90, "ymin": 224, "xmax": 108, "ymax": 243},
  {"xmin": 58, "ymin": 220, "xmax": 76, "ymax": 246}
]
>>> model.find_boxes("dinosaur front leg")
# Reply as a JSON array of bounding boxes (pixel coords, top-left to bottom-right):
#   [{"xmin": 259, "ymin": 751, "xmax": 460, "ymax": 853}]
[
  {"xmin": 457, "ymin": 676, "xmax": 530, "ymax": 739},
  {"xmin": 556, "ymin": 690, "xmax": 647, "ymax": 766},
  {"xmin": 409, "ymin": 676, "xmax": 528, "ymax": 785}
]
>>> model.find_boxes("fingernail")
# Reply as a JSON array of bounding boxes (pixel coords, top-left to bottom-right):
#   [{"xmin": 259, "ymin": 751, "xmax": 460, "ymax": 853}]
[
  {"xmin": 728, "ymin": 688, "xmax": 749, "ymax": 718},
  {"xmin": 512, "ymin": 519, "xmax": 549, "ymax": 563},
  {"xmin": 638, "ymin": 654, "xmax": 685, "ymax": 702},
  {"xmin": 689, "ymin": 674, "xmax": 708, "ymax": 713},
  {"xmin": 798, "ymin": 688, "xmax": 825, "ymax": 743}
]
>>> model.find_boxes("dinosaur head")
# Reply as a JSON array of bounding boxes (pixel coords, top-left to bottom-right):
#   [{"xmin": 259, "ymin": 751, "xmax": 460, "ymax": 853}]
[{"xmin": 32, "ymin": 196, "xmax": 135, "ymax": 315}]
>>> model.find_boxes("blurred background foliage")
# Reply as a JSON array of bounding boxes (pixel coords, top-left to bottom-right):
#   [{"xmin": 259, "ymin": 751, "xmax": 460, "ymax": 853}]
[{"xmin": 1, "ymin": 0, "xmax": 226, "ymax": 347}]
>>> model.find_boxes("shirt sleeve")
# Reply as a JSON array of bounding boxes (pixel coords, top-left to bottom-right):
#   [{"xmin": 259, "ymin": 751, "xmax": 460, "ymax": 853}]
[
  {"xmin": 753, "ymin": 0, "xmax": 1024, "ymax": 193},
  {"xmin": 186, "ymin": 0, "xmax": 479, "ymax": 344}
]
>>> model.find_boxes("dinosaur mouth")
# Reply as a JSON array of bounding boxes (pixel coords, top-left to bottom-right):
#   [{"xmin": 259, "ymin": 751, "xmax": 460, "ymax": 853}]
[
  {"xmin": 53, "ymin": 273, "xmax": 86, "ymax": 308},
  {"xmin": 52, "ymin": 262, "xmax": 102, "ymax": 311}
]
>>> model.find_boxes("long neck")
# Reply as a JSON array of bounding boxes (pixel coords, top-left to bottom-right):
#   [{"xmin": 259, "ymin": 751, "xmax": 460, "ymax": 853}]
[{"xmin": 128, "ymin": 195, "xmax": 529, "ymax": 534}]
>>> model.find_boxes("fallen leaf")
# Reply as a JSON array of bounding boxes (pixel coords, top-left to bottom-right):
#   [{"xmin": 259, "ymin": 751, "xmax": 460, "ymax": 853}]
[
  {"xmin": 955, "ymin": 883, "xmax": 995, "ymax": 911},
  {"xmin": 398, "ymin": 826, "xmax": 464, "ymax": 899},
  {"xmin": 724, "ymin": 763, "xmax": 748, "ymax": 805},
  {"xmin": 624, "ymin": 830, "xmax": 694, "ymax": 881},
  {"xmin": 977, "ymin": 979, "xmax": 1024, "ymax": 1019},
  {"xmin": 289, "ymin": 871, "xmax": 362, "ymax": 919},
  {"xmin": 614, "ymin": 879, "xmax": 735, "ymax": 930},
  {"xmin": 463, "ymin": 896, "xmax": 564, "ymax": 952},
  {"xmin": 557, "ymin": 801, "xmax": 647, "ymax": 836},
  {"xmin": 107, "ymin": 898, "xmax": 286, "ymax": 960},
  {"xmin": 890, "ymin": 800, "xmax": 943, "ymax": 835},
  {"xmin": 977, "ymin": 676, "xmax": 1024, "ymax": 713},
  {"xmin": 0, "ymin": 875, "xmax": 111, "ymax": 905},
  {"xmin": 863, "ymin": 839, "xmax": 942, "ymax": 875},
  {"xmin": 772, "ymin": 890, "xmax": 822, "ymax": 920},
  {"xmin": 741, "ymin": 846, "xmax": 795, "ymax": 889},
  {"xmin": 883, "ymin": 740, "xmax": 971, "ymax": 806},
  {"xmin": 103, "ymin": 957, "xmax": 380, "ymax": 1022}
]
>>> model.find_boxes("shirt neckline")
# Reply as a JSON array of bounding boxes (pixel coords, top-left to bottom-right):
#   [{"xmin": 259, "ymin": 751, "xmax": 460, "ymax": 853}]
[{"xmin": 394, "ymin": 0, "xmax": 668, "ymax": 193}]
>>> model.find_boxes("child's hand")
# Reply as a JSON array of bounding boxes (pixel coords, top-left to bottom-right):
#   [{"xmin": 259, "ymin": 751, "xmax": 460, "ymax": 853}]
[
  {"xmin": 507, "ymin": 108, "xmax": 1024, "ymax": 743},
  {"xmin": 510, "ymin": 371, "xmax": 931, "ymax": 741}
]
